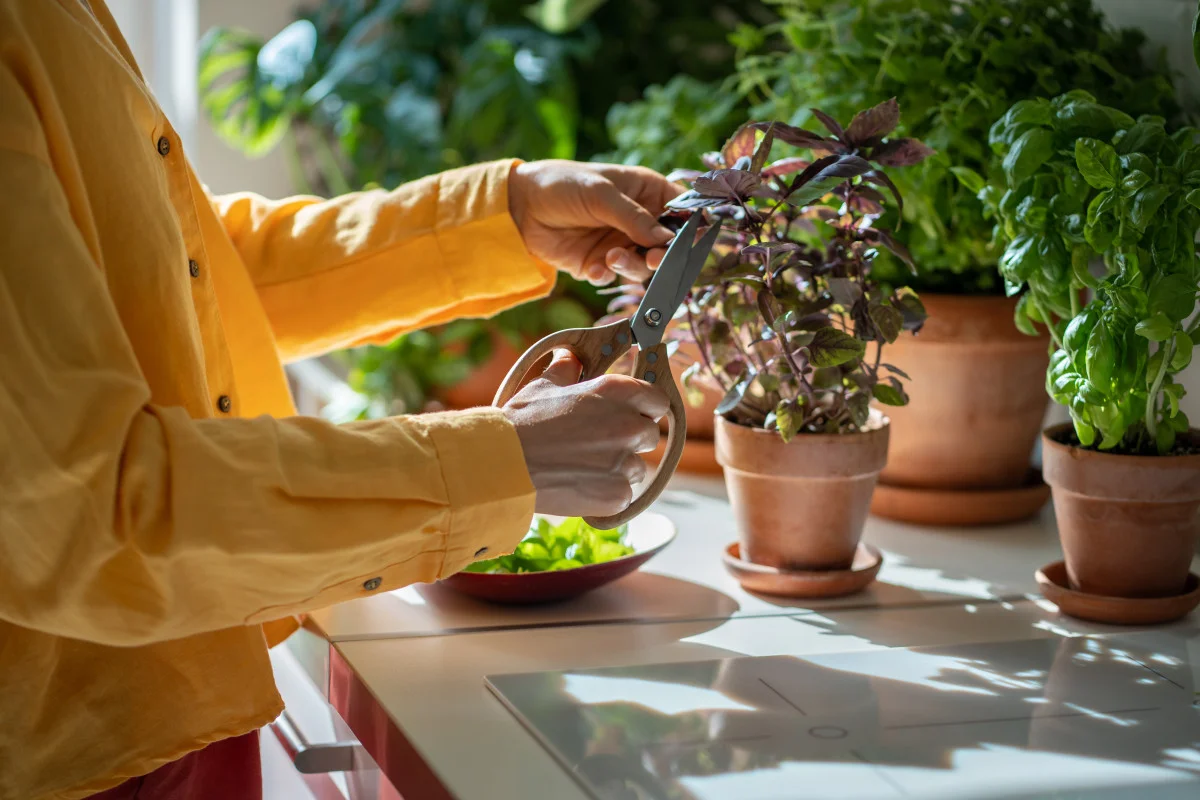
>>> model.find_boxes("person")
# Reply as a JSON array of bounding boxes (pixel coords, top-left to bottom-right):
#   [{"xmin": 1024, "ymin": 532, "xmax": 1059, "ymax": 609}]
[{"xmin": 0, "ymin": 2, "xmax": 681, "ymax": 798}]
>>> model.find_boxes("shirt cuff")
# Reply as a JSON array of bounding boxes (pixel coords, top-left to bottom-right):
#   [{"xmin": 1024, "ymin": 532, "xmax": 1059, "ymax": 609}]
[{"xmin": 415, "ymin": 407, "xmax": 537, "ymax": 577}]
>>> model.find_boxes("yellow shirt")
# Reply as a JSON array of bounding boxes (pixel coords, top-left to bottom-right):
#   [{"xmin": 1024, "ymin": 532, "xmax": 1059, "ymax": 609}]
[{"xmin": 0, "ymin": 2, "xmax": 554, "ymax": 797}]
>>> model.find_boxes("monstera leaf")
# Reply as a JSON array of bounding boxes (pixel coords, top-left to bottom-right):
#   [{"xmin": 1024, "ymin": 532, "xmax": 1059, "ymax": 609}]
[{"xmin": 198, "ymin": 21, "xmax": 317, "ymax": 156}]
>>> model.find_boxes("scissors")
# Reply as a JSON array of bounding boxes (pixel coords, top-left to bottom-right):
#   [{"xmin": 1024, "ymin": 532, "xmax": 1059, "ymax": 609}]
[{"xmin": 493, "ymin": 212, "xmax": 721, "ymax": 529}]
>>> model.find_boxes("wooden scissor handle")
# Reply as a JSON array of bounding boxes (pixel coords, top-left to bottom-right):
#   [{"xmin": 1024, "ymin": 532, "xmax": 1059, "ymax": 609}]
[
  {"xmin": 493, "ymin": 320, "xmax": 688, "ymax": 529},
  {"xmin": 586, "ymin": 342, "xmax": 687, "ymax": 530},
  {"xmin": 492, "ymin": 320, "xmax": 634, "ymax": 406}
]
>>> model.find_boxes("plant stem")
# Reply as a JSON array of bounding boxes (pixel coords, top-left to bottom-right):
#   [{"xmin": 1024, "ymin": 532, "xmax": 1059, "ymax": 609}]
[
  {"xmin": 685, "ymin": 305, "xmax": 733, "ymax": 394},
  {"xmin": 1028, "ymin": 293, "xmax": 1063, "ymax": 349},
  {"xmin": 1144, "ymin": 338, "xmax": 1174, "ymax": 443},
  {"xmin": 313, "ymin": 132, "xmax": 353, "ymax": 196},
  {"xmin": 284, "ymin": 128, "xmax": 315, "ymax": 195}
]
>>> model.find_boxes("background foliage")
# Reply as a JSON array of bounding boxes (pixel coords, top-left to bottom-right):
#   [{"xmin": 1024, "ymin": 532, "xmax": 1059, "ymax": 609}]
[
  {"xmin": 607, "ymin": 0, "xmax": 1183, "ymax": 295},
  {"xmin": 199, "ymin": 0, "xmax": 772, "ymax": 414}
]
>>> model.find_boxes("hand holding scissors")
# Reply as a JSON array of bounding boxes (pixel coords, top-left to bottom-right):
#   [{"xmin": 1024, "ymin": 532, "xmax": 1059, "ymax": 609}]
[{"xmin": 495, "ymin": 213, "xmax": 721, "ymax": 528}]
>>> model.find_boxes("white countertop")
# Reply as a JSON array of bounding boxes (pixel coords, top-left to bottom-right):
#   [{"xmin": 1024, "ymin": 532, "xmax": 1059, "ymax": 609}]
[
  {"xmin": 331, "ymin": 600, "xmax": 1200, "ymax": 800},
  {"xmin": 284, "ymin": 475, "xmax": 1200, "ymax": 799}
]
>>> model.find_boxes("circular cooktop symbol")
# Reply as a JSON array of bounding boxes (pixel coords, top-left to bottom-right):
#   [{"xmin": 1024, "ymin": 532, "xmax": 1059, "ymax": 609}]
[{"xmin": 808, "ymin": 726, "xmax": 848, "ymax": 739}]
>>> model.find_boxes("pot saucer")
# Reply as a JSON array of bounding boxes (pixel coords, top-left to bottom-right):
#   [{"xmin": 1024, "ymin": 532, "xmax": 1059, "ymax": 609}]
[
  {"xmin": 721, "ymin": 542, "xmax": 882, "ymax": 599},
  {"xmin": 870, "ymin": 469, "xmax": 1050, "ymax": 526},
  {"xmin": 1035, "ymin": 561, "xmax": 1200, "ymax": 625}
]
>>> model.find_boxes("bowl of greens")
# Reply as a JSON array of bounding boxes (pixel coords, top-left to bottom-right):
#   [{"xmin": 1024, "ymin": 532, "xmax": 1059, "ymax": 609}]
[{"xmin": 440, "ymin": 513, "xmax": 676, "ymax": 604}]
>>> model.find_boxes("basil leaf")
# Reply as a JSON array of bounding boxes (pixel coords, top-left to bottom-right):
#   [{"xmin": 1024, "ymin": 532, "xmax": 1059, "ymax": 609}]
[
  {"xmin": 1129, "ymin": 185, "xmax": 1171, "ymax": 232},
  {"xmin": 1172, "ymin": 331, "xmax": 1194, "ymax": 371},
  {"xmin": 1075, "ymin": 138, "xmax": 1120, "ymax": 190},
  {"xmin": 1004, "ymin": 128, "xmax": 1055, "ymax": 185},
  {"xmin": 1135, "ymin": 313, "xmax": 1176, "ymax": 342},
  {"xmin": 1085, "ymin": 319, "xmax": 1117, "ymax": 390},
  {"xmin": 1115, "ymin": 121, "xmax": 1167, "ymax": 157},
  {"xmin": 1148, "ymin": 274, "xmax": 1197, "ymax": 323}
]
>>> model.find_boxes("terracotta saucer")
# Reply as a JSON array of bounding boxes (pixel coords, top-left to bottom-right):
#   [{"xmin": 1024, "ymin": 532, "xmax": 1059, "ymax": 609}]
[
  {"xmin": 721, "ymin": 542, "xmax": 882, "ymax": 599},
  {"xmin": 645, "ymin": 436, "xmax": 722, "ymax": 476},
  {"xmin": 1035, "ymin": 561, "xmax": 1200, "ymax": 625},
  {"xmin": 870, "ymin": 469, "xmax": 1050, "ymax": 526}
]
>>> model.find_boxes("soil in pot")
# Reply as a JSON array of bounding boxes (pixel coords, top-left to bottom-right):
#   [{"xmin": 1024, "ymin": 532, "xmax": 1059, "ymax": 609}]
[
  {"xmin": 715, "ymin": 414, "xmax": 889, "ymax": 572},
  {"xmin": 1041, "ymin": 423, "xmax": 1200, "ymax": 601},
  {"xmin": 876, "ymin": 294, "xmax": 1050, "ymax": 491}
]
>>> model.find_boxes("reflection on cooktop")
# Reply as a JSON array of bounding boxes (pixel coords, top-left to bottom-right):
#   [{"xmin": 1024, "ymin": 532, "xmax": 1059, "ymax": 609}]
[{"xmin": 486, "ymin": 637, "xmax": 1200, "ymax": 799}]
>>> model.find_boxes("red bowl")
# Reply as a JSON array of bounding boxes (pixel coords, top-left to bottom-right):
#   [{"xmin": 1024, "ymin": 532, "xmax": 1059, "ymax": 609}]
[{"xmin": 438, "ymin": 513, "xmax": 676, "ymax": 604}]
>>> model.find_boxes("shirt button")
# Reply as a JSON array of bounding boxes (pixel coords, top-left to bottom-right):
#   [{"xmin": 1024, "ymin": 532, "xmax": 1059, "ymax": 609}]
[
  {"xmin": 188, "ymin": 259, "xmax": 200, "ymax": 278},
  {"xmin": 217, "ymin": 395, "xmax": 232, "ymax": 413},
  {"xmin": 362, "ymin": 577, "xmax": 382, "ymax": 591},
  {"xmin": 156, "ymin": 136, "xmax": 171, "ymax": 156},
  {"xmin": 475, "ymin": 547, "xmax": 489, "ymax": 557}
]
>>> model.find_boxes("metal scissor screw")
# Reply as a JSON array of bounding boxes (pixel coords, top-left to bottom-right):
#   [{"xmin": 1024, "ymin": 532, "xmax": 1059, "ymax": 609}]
[{"xmin": 643, "ymin": 308, "xmax": 663, "ymax": 327}]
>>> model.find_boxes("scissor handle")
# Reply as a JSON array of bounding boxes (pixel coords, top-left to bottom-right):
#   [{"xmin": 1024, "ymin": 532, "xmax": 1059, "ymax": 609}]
[{"xmin": 492, "ymin": 320, "xmax": 688, "ymax": 529}]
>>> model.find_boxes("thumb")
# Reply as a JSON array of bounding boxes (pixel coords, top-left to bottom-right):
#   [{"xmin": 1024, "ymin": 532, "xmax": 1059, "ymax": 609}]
[
  {"xmin": 539, "ymin": 349, "xmax": 583, "ymax": 387},
  {"xmin": 590, "ymin": 182, "xmax": 675, "ymax": 249}
]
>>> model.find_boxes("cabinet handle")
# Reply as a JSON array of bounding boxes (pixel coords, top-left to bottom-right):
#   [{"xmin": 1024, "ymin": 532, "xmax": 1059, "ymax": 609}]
[{"xmin": 270, "ymin": 710, "xmax": 368, "ymax": 774}]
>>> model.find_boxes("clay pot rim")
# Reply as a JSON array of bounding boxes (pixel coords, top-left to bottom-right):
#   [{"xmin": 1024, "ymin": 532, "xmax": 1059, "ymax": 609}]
[
  {"xmin": 1042, "ymin": 422, "xmax": 1200, "ymax": 466},
  {"xmin": 713, "ymin": 411, "xmax": 891, "ymax": 443}
]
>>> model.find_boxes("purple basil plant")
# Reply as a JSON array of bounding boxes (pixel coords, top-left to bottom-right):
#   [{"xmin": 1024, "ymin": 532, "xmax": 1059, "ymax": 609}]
[{"xmin": 610, "ymin": 99, "xmax": 936, "ymax": 441}]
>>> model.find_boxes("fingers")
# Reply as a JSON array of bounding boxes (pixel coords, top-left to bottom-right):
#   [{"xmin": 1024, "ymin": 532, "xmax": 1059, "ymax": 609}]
[
  {"xmin": 590, "ymin": 182, "xmax": 675, "ymax": 250},
  {"xmin": 605, "ymin": 247, "xmax": 653, "ymax": 282},
  {"xmin": 594, "ymin": 163, "xmax": 689, "ymax": 210},
  {"xmin": 539, "ymin": 350, "xmax": 582, "ymax": 387},
  {"xmin": 593, "ymin": 374, "xmax": 671, "ymax": 422}
]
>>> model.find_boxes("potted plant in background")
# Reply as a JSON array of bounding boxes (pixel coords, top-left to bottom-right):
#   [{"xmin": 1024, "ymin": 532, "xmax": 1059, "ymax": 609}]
[
  {"xmin": 198, "ymin": 0, "xmax": 774, "ymax": 417},
  {"xmin": 985, "ymin": 90, "xmax": 1200, "ymax": 624},
  {"xmin": 610, "ymin": 0, "xmax": 1182, "ymax": 523},
  {"xmin": 664, "ymin": 100, "xmax": 931, "ymax": 597}
]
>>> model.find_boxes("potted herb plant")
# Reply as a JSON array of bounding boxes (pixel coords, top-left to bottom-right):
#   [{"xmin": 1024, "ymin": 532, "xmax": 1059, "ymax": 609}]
[
  {"xmin": 985, "ymin": 90, "xmax": 1200, "ymax": 618},
  {"xmin": 701, "ymin": 0, "xmax": 1181, "ymax": 524},
  {"xmin": 664, "ymin": 100, "xmax": 931, "ymax": 589}
]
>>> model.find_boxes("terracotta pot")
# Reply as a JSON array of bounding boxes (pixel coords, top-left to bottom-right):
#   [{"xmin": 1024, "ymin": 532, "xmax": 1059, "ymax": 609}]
[
  {"xmin": 1042, "ymin": 423, "xmax": 1200, "ymax": 599},
  {"xmin": 437, "ymin": 331, "xmax": 526, "ymax": 410},
  {"xmin": 877, "ymin": 294, "xmax": 1050, "ymax": 490},
  {"xmin": 715, "ymin": 414, "xmax": 890, "ymax": 571}
]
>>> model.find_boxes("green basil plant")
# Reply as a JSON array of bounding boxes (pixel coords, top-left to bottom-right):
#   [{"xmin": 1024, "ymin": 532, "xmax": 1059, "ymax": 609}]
[{"xmin": 975, "ymin": 91, "xmax": 1199, "ymax": 455}]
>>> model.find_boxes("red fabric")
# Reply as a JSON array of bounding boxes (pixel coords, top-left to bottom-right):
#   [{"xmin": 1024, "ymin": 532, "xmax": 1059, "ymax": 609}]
[{"xmin": 88, "ymin": 731, "xmax": 262, "ymax": 800}]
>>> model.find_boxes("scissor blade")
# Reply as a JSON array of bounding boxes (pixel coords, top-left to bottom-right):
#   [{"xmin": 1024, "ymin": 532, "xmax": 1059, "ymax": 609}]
[
  {"xmin": 671, "ymin": 219, "xmax": 721, "ymax": 311},
  {"xmin": 630, "ymin": 213, "xmax": 705, "ymax": 348}
]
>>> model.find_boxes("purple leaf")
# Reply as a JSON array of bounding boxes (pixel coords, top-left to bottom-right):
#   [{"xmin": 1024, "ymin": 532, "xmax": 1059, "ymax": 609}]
[
  {"xmin": 693, "ymin": 168, "xmax": 762, "ymax": 200},
  {"xmin": 809, "ymin": 108, "xmax": 846, "ymax": 139},
  {"xmin": 721, "ymin": 123, "xmax": 758, "ymax": 170},
  {"xmin": 863, "ymin": 228, "xmax": 914, "ymax": 270},
  {"xmin": 701, "ymin": 151, "xmax": 724, "ymax": 169},
  {"xmin": 665, "ymin": 190, "xmax": 728, "ymax": 211},
  {"xmin": 844, "ymin": 98, "xmax": 900, "ymax": 146},
  {"xmin": 741, "ymin": 242, "xmax": 800, "ymax": 261},
  {"xmin": 847, "ymin": 192, "xmax": 884, "ymax": 216},
  {"xmin": 664, "ymin": 168, "xmax": 703, "ymax": 183},
  {"xmin": 892, "ymin": 288, "xmax": 927, "ymax": 332},
  {"xmin": 749, "ymin": 121, "xmax": 845, "ymax": 154},
  {"xmin": 762, "ymin": 157, "xmax": 811, "ymax": 178},
  {"xmin": 827, "ymin": 276, "xmax": 862, "ymax": 307},
  {"xmin": 787, "ymin": 155, "xmax": 874, "ymax": 206},
  {"xmin": 862, "ymin": 170, "xmax": 904, "ymax": 217},
  {"xmin": 750, "ymin": 123, "xmax": 775, "ymax": 175},
  {"xmin": 871, "ymin": 138, "xmax": 935, "ymax": 167}
]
